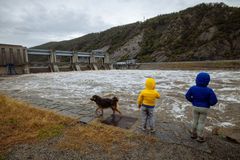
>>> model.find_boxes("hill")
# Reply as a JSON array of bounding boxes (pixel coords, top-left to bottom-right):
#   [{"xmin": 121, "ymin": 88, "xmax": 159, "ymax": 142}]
[{"xmin": 33, "ymin": 3, "xmax": 240, "ymax": 62}]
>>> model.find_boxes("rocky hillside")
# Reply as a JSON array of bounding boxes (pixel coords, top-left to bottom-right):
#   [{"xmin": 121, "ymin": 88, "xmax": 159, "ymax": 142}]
[{"xmin": 33, "ymin": 3, "xmax": 240, "ymax": 62}]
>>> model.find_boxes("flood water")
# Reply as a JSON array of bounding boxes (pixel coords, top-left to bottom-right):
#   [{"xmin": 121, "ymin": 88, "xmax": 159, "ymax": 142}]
[{"xmin": 0, "ymin": 70, "xmax": 239, "ymax": 130}]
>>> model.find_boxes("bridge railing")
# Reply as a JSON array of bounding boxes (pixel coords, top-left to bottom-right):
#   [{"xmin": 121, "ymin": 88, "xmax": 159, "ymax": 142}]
[
  {"xmin": 55, "ymin": 50, "xmax": 73, "ymax": 56},
  {"xmin": 27, "ymin": 49, "xmax": 51, "ymax": 55}
]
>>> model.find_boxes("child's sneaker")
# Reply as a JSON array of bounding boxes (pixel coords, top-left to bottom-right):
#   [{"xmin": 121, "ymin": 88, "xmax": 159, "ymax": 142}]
[
  {"xmin": 139, "ymin": 126, "xmax": 146, "ymax": 131},
  {"xmin": 190, "ymin": 132, "xmax": 197, "ymax": 139},
  {"xmin": 196, "ymin": 136, "xmax": 206, "ymax": 143},
  {"xmin": 150, "ymin": 128, "xmax": 156, "ymax": 133},
  {"xmin": 142, "ymin": 127, "xmax": 147, "ymax": 131}
]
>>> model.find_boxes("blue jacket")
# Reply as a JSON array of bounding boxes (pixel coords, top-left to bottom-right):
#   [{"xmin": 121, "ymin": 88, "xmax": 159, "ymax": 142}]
[{"xmin": 185, "ymin": 72, "xmax": 218, "ymax": 108}]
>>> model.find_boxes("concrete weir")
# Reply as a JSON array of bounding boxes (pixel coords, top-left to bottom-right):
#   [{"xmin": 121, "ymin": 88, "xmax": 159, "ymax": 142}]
[
  {"xmin": 27, "ymin": 49, "xmax": 112, "ymax": 73},
  {"xmin": 0, "ymin": 43, "xmax": 112, "ymax": 75}
]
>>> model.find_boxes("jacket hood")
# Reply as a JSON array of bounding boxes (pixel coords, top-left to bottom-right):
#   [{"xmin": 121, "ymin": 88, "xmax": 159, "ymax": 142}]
[
  {"xmin": 145, "ymin": 78, "xmax": 156, "ymax": 90},
  {"xmin": 196, "ymin": 72, "xmax": 210, "ymax": 87}
]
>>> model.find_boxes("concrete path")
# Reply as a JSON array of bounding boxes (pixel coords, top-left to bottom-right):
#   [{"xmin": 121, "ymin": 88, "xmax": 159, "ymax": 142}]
[
  {"xmin": 92, "ymin": 114, "xmax": 211, "ymax": 153},
  {"xmin": 134, "ymin": 121, "xmax": 211, "ymax": 153}
]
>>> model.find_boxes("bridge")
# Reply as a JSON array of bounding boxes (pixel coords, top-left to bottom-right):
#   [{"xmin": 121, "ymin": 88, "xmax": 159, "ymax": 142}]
[
  {"xmin": 27, "ymin": 49, "xmax": 111, "ymax": 73},
  {"xmin": 0, "ymin": 43, "xmax": 112, "ymax": 75},
  {"xmin": 113, "ymin": 59, "xmax": 138, "ymax": 69}
]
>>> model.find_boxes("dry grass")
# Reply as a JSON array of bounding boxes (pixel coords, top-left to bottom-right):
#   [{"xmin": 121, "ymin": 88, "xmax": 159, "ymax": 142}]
[
  {"xmin": 0, "ymin": 94, "xmax": 75, "ymax": 154},
  {"xmin": 0, "ymin": 94, "xmax": 157, "ymax": 158},
  {"xmin": 57, "ymin": 121, "xmax": 157, "ymax": 155}
]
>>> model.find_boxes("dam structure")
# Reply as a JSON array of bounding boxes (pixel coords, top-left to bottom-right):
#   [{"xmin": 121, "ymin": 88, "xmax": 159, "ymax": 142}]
[{"xmin": 0, "ymin": 43, "xmax": 112, "ymax": 75}]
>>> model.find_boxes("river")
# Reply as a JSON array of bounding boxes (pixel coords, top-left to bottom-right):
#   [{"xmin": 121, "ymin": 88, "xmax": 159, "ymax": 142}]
[{"xmin": 0, "ymin": 70, "xmax": 239, "ymax": 130}]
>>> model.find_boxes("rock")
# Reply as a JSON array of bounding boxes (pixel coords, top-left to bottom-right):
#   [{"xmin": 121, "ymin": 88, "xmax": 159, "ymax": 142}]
[
  {"xmin": 79, "ymin": 116, "xmax": 95, "ymax": 124},
  {"xmin": 101, "ymin": 114, "xmax": 138, "ymax": 129},
  {"xmin": 212, "ymin": 127, "xmax": 240, "ymax": 143},
  {"xmin": 111, "ymin": 32, "xmax": 143, "ymax": 61},
  {"xmin": 232, "ymin": 37, "xmax": 240, "ymax": 50},
  {"xmin": 198, "ymin": 26, "xmax": 218, "ymax": 41}
]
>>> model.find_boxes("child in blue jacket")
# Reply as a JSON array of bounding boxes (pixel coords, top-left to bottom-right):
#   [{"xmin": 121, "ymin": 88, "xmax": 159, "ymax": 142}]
[{"xmin": 185, "ymin": 72, "xmax": 217, "ymax": 142}]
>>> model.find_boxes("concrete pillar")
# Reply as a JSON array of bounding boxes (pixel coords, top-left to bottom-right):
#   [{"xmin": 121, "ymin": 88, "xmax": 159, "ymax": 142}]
[
  {"xmin": 72, "ymin": 51, "xmax": 81, "ymax": 71},
  {"xmin": 109, "ymin": 64, "xmax": 114, "ymax": 69},
  {"xmin": 90, "ymin": 52, "xmax": 96, "ymax": 64},
  {"xmin": 104, "ymin": 52, "xmax": 110, "ymax": 64},
  {"xmin": 50, "ymin": 50, "xmax": 57, "ymax": 63},
  {"xmin": 72, "ymin": 52, "xmax": 78, "ymax": 63},
  {"xmin": 103, "ymin": 52, "xmax": 112, "ymax": 70},
  {"xmin": 49, "ymin": 50, "xmax": 59, "ymax": 72},
  {"xmin": 23, "ymin": 47, "xmax": 30, "ymax": 74},
  {"xmin": 90, "ymin": 52, "xmax": 98, "ymax": 70}
]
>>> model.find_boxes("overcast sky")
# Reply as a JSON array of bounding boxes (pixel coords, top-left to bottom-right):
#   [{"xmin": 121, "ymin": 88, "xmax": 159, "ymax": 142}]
[{"xmin": 0, "ymin": 0, "xmax": 239, "ymax": 47}]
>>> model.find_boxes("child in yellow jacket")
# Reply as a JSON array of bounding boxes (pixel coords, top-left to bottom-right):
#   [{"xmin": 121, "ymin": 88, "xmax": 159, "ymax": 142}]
[{"xmin": 137, "ymin": 78, "xmax": 160, "ymax": 132}]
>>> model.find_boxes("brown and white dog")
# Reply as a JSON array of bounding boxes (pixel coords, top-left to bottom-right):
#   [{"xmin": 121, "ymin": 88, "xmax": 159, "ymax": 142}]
[{"xmin": 90, "ymin": 95, "xmax": 121, "ymax": 116}]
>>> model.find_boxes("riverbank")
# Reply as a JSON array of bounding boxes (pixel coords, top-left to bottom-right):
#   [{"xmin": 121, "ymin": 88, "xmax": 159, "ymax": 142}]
[
  {"xmin": 0, "ymin": 95, "xmax": 156, "ymax": 159},
  {"xmin": 137, "ymin": 60, "xmax": 240, "ymax": 70},
  {"xmin": 1, "ymin": 95, "xmax": 240, "ymax": 160}
]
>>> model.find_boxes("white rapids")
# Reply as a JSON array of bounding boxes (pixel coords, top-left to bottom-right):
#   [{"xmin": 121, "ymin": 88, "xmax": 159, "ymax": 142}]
[{"xmin": 0, "ymin": 70, "xmax": 239, "ymax": 129}]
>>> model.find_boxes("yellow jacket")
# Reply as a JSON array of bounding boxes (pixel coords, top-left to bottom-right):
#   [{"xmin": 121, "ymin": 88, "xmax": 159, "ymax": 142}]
[{"xmin": 137, "ymin": 78, "xmax": 160, "ymax": 107}]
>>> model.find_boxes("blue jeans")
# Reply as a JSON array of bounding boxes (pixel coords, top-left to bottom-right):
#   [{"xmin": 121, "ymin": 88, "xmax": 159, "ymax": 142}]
[{"xmin": 141, "ymin": 106, "xmax": 155, "ymax": 129}]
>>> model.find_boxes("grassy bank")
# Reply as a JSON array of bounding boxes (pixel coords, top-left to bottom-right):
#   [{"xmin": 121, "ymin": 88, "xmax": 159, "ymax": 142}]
[
  {"xmin": 57, "ymin": 121, "xmax": 156, "ymax": 155},
  {"xmin": 0, "ymin": 94, "xmax": 74, "ymax": 154},
  {"xmin": 0, "ymin": 94, "xmax": 156, "ymax": 159}
]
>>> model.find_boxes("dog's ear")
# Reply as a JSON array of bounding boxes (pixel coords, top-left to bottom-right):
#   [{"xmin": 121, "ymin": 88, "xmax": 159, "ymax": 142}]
[
  {"xmin": 90, "ymin": 95, "xmax": 96, "ymax": 101},
  {"xmin": 112, "ymin": 96, "xmax": 118, "ymax": 101},
  {"xmin": 91, "ymin": 95, "xmax": 100, "ymax": 101},
  {"xmin": 94, "ymin": 95, "xmax": 100, "ymax": 100}
]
